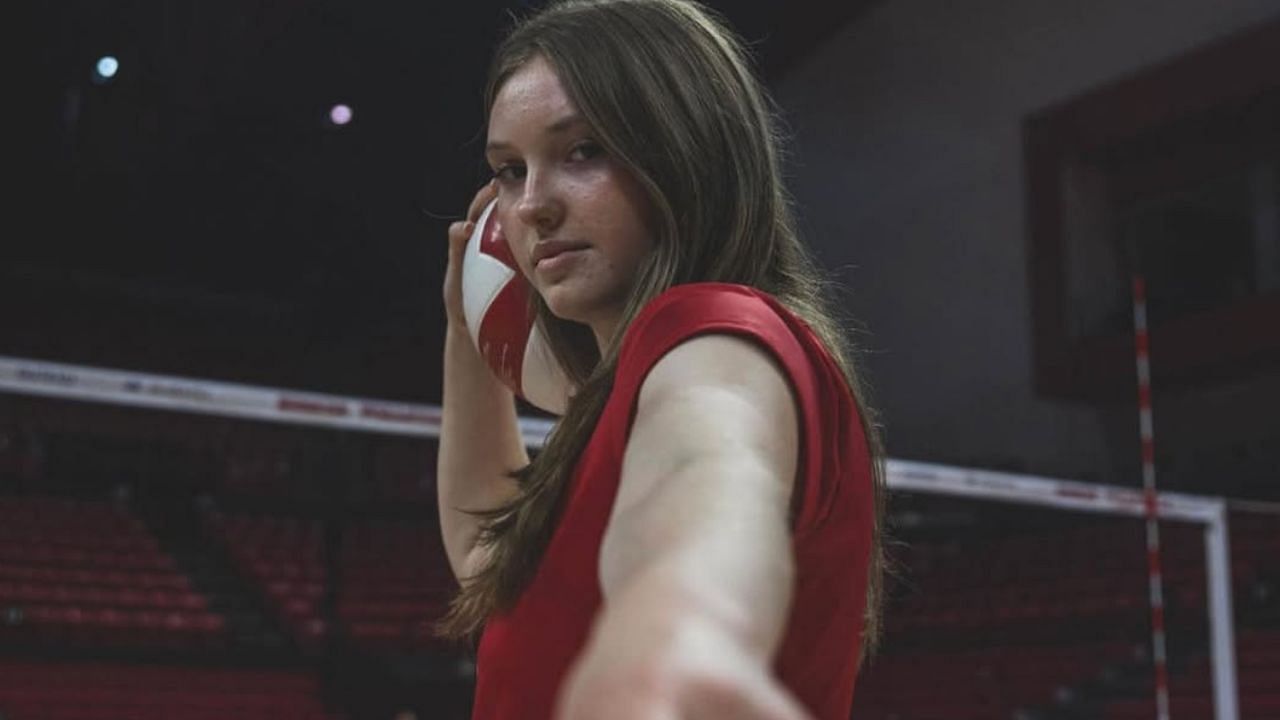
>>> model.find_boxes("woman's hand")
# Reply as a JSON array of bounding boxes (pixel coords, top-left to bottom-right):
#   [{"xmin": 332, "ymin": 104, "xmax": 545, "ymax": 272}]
[
  {"xmin": 443, "ymin": 180, "xmax": 498, "ymax": 330},
  {"xmin": 554, "ymin": 613, "xmax": 813, "ymax": 720}
]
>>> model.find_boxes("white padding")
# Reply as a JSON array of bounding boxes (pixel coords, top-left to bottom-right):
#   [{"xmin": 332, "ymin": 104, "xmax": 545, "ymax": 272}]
[{"xmin": 461, "ymin": 201, "xmax": 514, "ymax": 347}]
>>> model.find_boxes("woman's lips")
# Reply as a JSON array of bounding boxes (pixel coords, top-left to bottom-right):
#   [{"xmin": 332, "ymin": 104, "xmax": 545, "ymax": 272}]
[
  {"xmin": 531, "ymin": 240, "xmax": 590, "ymax": 269},
  {"xmin": 535, "ymin": 247, "xmax": 588, "ymax": 273}
]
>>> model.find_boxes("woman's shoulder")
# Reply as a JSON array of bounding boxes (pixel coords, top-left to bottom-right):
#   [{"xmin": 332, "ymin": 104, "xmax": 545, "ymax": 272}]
[
  {"xmin": 618, "ymin": 282, "xmax": 810, "ymax": 379},
  {"xmin": 626, "ymin": 282, "xmax": 783, "ymax": 336},
  {"xmin": 642, "ymin": 281, "xmax": 775, "ymax": 309}
]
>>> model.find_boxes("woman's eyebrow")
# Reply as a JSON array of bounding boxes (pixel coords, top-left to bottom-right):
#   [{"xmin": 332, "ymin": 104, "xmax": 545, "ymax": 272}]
[{"xmin": 486, "ymin": 113, "xmax": 588, "ymax": 154}]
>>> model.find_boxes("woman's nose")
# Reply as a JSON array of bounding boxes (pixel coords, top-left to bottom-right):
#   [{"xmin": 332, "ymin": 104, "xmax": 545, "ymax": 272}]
[{"xmin": 514, "ymin": 170, "xmax": 565, "ymax": 234}]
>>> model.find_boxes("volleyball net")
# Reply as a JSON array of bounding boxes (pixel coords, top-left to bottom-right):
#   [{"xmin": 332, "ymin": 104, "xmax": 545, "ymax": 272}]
[{"xmin": 0, "ymin": 353, "xmax": 1243, "ymax": 719}]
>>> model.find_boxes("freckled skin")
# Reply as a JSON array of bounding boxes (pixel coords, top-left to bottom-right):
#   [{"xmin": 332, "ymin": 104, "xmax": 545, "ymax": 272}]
[{"xmin": 486, "ymin": 56, "xmax": 657, "ymax": 349}]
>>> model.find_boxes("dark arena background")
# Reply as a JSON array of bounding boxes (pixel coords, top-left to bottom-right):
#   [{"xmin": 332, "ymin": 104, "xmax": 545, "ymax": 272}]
[{"xmin": 5, "ymin": 2, "xmax": 1279, "ymax": 719}]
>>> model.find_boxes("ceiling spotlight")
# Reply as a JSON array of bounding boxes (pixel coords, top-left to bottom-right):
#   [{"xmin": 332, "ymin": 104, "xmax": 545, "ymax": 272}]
[
  {"xmin": 329, "ymin": 104, "xmax": 353, "ymax": 127},
  {"xmin": 92, "ymin": 56, "xmax": 119, "ymax": 84}
]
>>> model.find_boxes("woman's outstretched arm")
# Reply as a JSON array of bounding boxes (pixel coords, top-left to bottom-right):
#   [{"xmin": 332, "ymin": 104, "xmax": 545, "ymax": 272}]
[{"xmin": 556, "ymin": 334, "xmax": 811, "ymax": 720}]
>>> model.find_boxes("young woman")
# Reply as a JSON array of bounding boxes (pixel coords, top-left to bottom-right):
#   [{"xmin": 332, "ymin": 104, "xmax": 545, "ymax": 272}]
[{"xmin": 436, "ymin": 1, "xmax": 886, "ymax": 718}]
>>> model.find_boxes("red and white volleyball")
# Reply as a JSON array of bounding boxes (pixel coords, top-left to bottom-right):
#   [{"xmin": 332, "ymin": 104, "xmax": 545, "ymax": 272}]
[{"xmin": 461, "ymin": 200, "xmax": 573, "ymax": 415}]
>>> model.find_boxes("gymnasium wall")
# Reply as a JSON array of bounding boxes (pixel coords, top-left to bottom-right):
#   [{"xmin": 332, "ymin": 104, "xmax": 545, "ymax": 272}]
[{"xmin": 775, "ymin": 0, "xmax": 1280, "ymax": 491}]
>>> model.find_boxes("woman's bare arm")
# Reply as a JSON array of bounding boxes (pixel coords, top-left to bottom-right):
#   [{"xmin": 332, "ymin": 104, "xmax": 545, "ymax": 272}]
[
  {"xmin": 556, "ymin": 334, "xmax": 809, "ymax": 719},
  {"xmin": 436, "ymin": 181, "xmax": 527, "ymax": 582},
  {"xmin": 437, "ymin": 323, "xmax": 527, "ymax": 581}
]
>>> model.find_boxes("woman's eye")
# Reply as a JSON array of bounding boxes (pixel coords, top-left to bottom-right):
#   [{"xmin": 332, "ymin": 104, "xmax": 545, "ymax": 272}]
[
  {"xmin": 568, "ymin": 141, "xmax": 603, "ymax": 162},
  {"xmin": 492, "ymin": 163, "xmax": 526, "ymax": 183}
]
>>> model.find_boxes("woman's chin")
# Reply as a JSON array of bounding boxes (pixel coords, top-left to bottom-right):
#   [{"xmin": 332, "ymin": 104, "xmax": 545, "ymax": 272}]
[
  {"xmin": 542, "ymin": 300, "xmax": 591, "ymax": 327},
  {"xmin": 541, "ymin": 292, "xmax": 620, "ymax": 339},
  {"xmin": 538, "ymin": 285, "xmax": 590, "ymax": 322}
]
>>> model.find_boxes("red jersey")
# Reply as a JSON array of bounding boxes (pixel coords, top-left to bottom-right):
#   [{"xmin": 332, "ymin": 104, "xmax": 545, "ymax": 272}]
[{"xmin": 473, "ymin": 282, "xmax": 875, "ymax": 720}]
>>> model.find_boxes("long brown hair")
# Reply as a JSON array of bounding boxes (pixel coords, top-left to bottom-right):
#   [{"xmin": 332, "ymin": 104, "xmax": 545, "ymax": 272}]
[{"xmin": 438, "ymin": 0, "xmax": 888, "ymax": 659}]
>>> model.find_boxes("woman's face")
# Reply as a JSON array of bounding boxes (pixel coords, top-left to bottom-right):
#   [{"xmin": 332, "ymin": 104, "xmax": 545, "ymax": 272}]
[{"xmin": 486, "ymin": 55, "xmax": 657, "ymax": 348}]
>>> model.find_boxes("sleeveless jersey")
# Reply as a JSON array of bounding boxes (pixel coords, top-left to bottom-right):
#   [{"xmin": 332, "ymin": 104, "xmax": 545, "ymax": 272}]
[{"xmin": 472, "ymin": 282, "xmax": 875, "ymax": 719}]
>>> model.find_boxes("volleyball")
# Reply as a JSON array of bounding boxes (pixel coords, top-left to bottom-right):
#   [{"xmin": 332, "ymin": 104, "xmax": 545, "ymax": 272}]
[{"xmin": 461, "ymin": 200, "xmax": 573, "ymax": 415}]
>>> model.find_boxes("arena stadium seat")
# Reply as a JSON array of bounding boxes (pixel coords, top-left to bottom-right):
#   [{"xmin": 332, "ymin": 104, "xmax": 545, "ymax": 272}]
[
  {"xmin": 336, "ymin": 521, "xmax": 454, "ymax": 653},
  {"xmin": 0, "ymin": 661, "xmax": 344, "ymax": 720},
  {"xmin": 852, "ymin": 642, "xmax": 1139, "ymax": 720},
  {"xmin": 367, "ymin": 438, "xmax": 436, "ymax": 502},
  {"xmin": 201, "ymin": 510, "xmax": 329, "ymax": 650},
  {"xmin": 0, "ymin": 497, "xmax": 224, "ymax": 650},
  {"xmin": 855, "ymin": 517, "xmax": 1279, "ymax": 719},
  {"xmin": 1101, "ymin": 628, "xmax": 1280, "ymax": 720}
]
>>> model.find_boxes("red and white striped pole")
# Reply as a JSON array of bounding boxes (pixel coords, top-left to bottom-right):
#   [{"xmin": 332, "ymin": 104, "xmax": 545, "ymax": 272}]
[{"xmin": 1132, "ymin": 275, "xmax": 1170, "ymax": 720}]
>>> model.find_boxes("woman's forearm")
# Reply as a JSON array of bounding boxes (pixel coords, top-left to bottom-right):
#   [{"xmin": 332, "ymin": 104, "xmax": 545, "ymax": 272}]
[
  {"xmin": 596, "ymin": 458, "xmax": 796, "ymax": 664},
  {"xmin": 557, "ymin": 489, "xmax": 801, "ymax": 719},
  {"xmin": 437, "ymin": 323, "xmax": 528, "ymax": 580}
]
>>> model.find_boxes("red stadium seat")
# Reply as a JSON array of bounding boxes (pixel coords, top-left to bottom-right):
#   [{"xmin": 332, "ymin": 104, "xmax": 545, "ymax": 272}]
[{"xmin": 0, "ymin": 497, "xmax": 224, "ymax": 650}]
